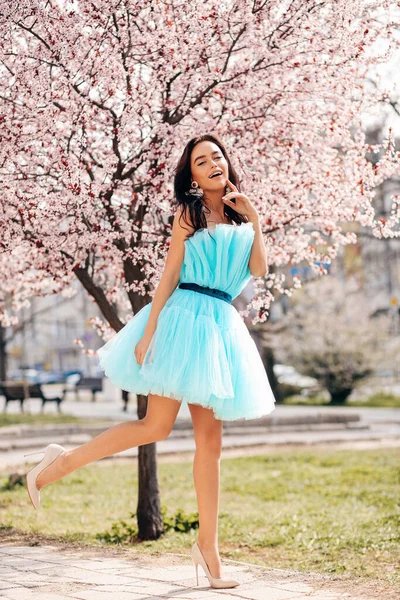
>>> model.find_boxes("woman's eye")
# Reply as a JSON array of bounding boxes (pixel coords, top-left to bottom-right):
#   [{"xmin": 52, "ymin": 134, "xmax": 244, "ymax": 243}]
[{"xmin": 199, "ymin": 155, "xmax": 222, "ymax": 166}]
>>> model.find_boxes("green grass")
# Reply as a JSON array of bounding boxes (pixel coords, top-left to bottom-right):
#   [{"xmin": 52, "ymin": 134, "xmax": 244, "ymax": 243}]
[
  {"xmin": 283, "ymin": 391, "xmax": 400, "ymax": 408},
  {"xmin": 0, "ymin": 413, "xmax": 104, "ymax": 428},
  {"xmin": 1, "ymin": 447, "xmax": 399, "ymax": 586},
  {"xmin": 350, "ymin": 392, "xmax": 400, "ymax": 408}
]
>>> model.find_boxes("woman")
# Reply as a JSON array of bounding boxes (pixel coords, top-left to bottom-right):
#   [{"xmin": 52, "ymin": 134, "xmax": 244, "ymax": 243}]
[{"xmin": 24, "ymin": 133, "xmax": 276, "ymax": 589}]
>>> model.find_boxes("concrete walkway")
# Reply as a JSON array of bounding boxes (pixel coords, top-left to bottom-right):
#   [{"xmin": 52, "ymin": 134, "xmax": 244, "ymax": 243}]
[
  {"xmin": 0, "ymin": 544, "xmax": 394, "ymax": 600},
  {"xmin": 1, "ymin": 402, "xmax": 400, "ymax": 469},
  {"xmin": 3, "ymin": 392, "xmax": 400, "ymax": 423},
  {"xmin": 30, "ymin": 397, "xmax": 400, "ymax": 424}
]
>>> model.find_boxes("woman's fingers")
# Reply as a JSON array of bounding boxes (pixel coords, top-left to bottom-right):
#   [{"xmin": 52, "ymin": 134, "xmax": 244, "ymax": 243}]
[
  {"xmin": 134, "ymin": 345, "xmax": 142, "ymax": 365},
  {"xmin": 226, "ymin": 178, "xmax": 238, "ymax": 192},
  {"xmin": 134, "ymin": 335, "xmax": 151, "ymax": 366}
]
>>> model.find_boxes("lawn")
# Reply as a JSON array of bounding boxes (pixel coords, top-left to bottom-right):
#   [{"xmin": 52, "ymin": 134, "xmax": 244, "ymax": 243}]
[
  {"xmin": 283, "ymin": 391, "xmax": 400, "ymax": 408},
  {"xmin": 0, "ymin": 413, "xmax": 101, "ymax": 428},
  {"xmin": 0, "ymin": 446, "xmax": 399, "ymax": 588}
]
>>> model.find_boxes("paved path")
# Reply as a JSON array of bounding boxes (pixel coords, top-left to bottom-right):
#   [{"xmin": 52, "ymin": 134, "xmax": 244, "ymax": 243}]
[
  {"xmin": 1, "ymin": 401, "xmax": 400, "ymax": 469},
  {"xmin": 40, "ymin": 398, "xmax": 400, "ymax": 424},
  {"xmin": 0, "ymin": 544, "xmax": 395, "ymax": 600},
  {"xmin": 2, "ymin": 423, "xmax": 400, "ymax": 470},
  {"xmin": 3, "ymin": 391, "xmax": 400, "ymax": 423}
]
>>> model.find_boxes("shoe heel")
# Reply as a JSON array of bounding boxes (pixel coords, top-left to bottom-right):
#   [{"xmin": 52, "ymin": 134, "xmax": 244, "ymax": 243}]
[
  {"xmin": 24, "ymin": 444, "xmax": 65, "ymax": 510},
  {"xmin": 24, "ymin": 449, "xmax": 46, "ymax": 457},
  {"xmin": 193, "ymin": 561, "xmax": 199, "ymax": 586},
  {"xmin": 191, "ymin": 541, "xmax": 240, "ymax": 589}
]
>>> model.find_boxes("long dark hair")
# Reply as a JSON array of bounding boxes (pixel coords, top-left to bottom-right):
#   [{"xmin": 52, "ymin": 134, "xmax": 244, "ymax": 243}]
[{"xmin": 173, "ymin": 133, "xmax": 247, "ymax": 241}]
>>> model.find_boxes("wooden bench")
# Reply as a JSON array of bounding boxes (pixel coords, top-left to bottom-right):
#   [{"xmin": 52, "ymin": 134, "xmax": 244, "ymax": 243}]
[
  {"xmin": 73, "ymin": 376, "xmax": 103, "ymax": 402},
  {"xmin": 0, "ymin": 381, "xmax": 66, "ymax": 413}
]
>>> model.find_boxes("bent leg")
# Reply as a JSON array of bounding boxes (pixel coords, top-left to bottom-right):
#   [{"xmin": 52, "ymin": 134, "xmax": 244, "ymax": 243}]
[
  {"xmin": 189, "ymin": 402, "xmax": 223, "ymax": 579},
  {"xmin": 36, "ymin": 393, "xmax": 181, "ymax": 489}
]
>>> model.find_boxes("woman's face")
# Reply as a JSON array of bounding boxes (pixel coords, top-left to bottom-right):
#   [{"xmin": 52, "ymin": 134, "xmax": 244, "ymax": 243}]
[{"xmin": 190, "ymin": 140, "xmax": 228, "ymax": 193}]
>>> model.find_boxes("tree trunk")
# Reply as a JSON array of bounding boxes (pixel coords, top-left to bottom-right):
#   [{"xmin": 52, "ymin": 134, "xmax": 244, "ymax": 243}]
[
  {"xmin": 0, "ymin": 326, "xmax": 7, "ymax": 382},
  {"xmin": 328, "ymin": 388, "xmax": 353, "ymax": 405},
  {"xmin": 135, "ymin": 393, "xmax": 164, "ymax": 540},
  {"xmin": 263, "ymin": 345, "xmax": 282, "ymax": 404}
]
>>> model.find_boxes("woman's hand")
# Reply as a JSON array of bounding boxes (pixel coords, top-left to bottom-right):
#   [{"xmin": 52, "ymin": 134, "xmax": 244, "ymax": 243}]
[
  {"xmin": 134, "ymin": 331, "xmax": 154, "ymax": 366},
  {"xmin": 222, "ymin": 179, "xmax": 258, "ymax": 220}
]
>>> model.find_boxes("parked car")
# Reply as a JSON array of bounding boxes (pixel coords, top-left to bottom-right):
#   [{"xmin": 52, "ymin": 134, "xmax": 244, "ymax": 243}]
[
  {"xmin": 273, "ymin": 363, "xmax": 320, "ymax": 395},
  {"xmin": 8, "ymin": 368, "xmax": 82, "ymax": 385}
]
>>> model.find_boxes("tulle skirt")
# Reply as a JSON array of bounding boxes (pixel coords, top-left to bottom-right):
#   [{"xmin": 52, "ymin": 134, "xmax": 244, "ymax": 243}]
[{"xmin": 96, "ymin": 286, "xmax": 276, "ymax": 421}]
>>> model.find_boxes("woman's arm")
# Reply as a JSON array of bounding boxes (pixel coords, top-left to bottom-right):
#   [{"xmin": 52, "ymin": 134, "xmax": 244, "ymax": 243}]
[
  {"xmin": 222, "ymin": 180, "xmax": 268, "ymax": 278},
  {"xmin": 247, "ymin": 212, "xmax": 268, "ymax": 278},
  {"xmin": 143, "ymin": 206, "xmax": 190, "ymax": 338}
]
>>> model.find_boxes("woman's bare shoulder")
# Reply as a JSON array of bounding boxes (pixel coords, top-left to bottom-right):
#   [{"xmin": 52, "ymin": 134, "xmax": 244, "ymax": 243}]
[{"xmin": 172, "ymin": 205, "xmax": 195, "ymax": 239}]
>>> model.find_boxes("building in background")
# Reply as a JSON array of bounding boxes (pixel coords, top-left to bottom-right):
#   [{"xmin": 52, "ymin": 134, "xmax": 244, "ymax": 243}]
[{"xmin": 6, "ymin": 280, "xmax": 104, "ymax": 377}]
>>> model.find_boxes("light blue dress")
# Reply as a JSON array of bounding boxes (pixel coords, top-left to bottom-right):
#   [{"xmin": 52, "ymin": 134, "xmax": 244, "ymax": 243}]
[{"xmin": 96, "ymin": 221, "xmax": 276, "ymax": 421}]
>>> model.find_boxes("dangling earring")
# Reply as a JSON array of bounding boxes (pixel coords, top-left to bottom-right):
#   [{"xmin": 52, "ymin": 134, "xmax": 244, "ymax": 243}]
[{"xmin": 185, "ymin": 180, "xmax": 204, "ymax": 199}]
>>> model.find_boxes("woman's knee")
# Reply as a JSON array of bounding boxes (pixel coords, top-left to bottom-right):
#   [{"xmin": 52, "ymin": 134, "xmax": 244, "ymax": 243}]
[
  {"xmin": 189, "ymin": 405, "xmax": 223, "ymax": 457},
  {"xmin": 141, "ymin": 393, "xmax": 180, "ymax": 441},
  {"xmin": 195, "ymin": 433, "xmax": 222, "ymax": 458},
  {"xmin": 139, "ymin": 416, "xmax": 174, "ymax": 442}
]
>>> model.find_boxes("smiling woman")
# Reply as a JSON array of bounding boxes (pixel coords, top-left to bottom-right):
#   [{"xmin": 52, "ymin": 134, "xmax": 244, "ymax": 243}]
[
  {"xmin": 173, "ymin": 133, "xmax": 249, "ymax": 235},
  {"xmin": 95, "ymin": 133, "xmax": 275, "ymax": 418},
  {"xmin": 209, "ymin": 169, "xmax": 223, "ymax": 179},
  {"xmin": 25, "ymin": 132, "xmax": 275, "ymax": 591}
]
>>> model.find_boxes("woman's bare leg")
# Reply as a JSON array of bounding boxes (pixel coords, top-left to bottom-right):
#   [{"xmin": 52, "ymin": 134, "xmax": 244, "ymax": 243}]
[
  {"xmin": 35, "ymin": 394, "xmax": 181, "ymax": 490},
  {"xmin": 188, "ymin": 402, "xmax": 223, "ymax": 579}
]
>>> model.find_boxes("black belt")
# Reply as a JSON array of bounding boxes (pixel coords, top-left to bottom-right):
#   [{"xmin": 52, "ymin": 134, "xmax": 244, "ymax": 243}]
[{"xmin": 178, "ymin": 282, "xmax": 232, "ymax": 304}]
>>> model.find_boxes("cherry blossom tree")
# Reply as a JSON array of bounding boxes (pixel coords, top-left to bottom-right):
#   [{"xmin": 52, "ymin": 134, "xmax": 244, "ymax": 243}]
[{"xmin": 1, "ymin": 0, "xmax": 399, "ymax": 538}]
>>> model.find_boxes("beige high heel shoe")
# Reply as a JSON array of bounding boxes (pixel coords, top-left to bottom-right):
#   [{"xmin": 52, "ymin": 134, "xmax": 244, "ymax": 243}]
[
  {"xmin": 24, "ymin": 443, "xmax": 66, "ymax": 510},
  {"xmin": 191, "ymin": 541, "xmax": 240, "ymax": 589}
]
